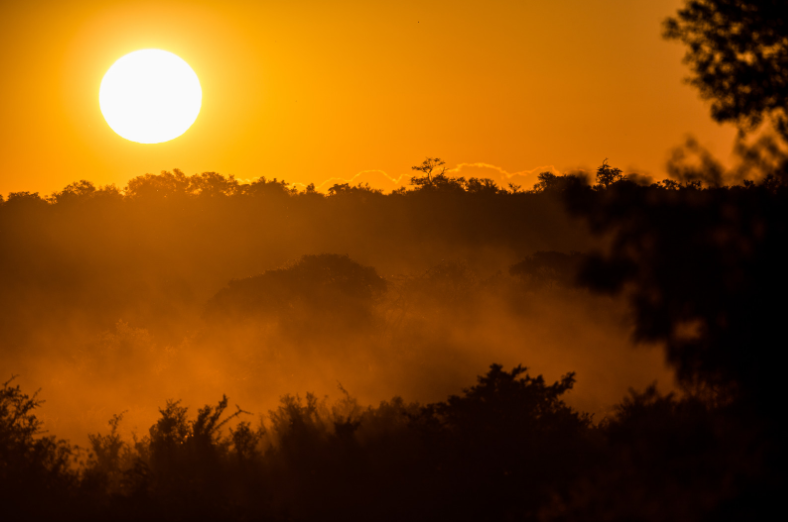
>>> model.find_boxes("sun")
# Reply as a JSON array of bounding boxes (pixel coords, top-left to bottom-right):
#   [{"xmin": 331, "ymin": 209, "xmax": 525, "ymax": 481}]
[{"xmin": 99, "ymin": 49, "xmax": 202, "ymax": 144}]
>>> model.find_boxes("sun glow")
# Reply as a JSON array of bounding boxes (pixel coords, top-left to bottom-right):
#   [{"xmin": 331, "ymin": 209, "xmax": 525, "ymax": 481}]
[{"xmin": 99, "ymin": 49, "xmax": 202, "ymax": 144}]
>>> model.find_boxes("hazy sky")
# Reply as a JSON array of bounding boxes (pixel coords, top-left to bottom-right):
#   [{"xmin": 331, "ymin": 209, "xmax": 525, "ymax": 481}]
[{"xmin": 0, "ymin": 0, "xmax": 737, "ymax": 195}]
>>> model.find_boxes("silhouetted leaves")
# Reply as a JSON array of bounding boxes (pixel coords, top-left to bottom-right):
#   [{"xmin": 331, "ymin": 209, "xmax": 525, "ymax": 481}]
[
  {"xmin": 595, "ymin": 159, "xmax": 624, "ymax": 188},
  {"xmin": 0, "ymin": 377, "xmax": 76, "ymax": 520},
  {"xmin": 664, "ymin": 0, "xmax": 788, "ymax": 139},
  {"xmin": 412, "ymin": 365, "xmax": 591, "ymax": 520},
  {"xmin": 544, "ymin": 385, "xmax": 772, "ymax": 522},
  {"xmin": 2, "ymin": 349, "xmax": 781, "ymax": 522},
  {"xmin": 529, "ymin": 171, "xmax": 588, "ymax": 193},
  {"xmin": 565, "ymin": 173, "xmax": 788, "ymax": 413}
]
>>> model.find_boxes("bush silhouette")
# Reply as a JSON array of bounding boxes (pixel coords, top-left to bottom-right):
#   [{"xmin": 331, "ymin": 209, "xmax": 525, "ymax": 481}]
[
  {"xmin": 207, "ymin": 254, "xmax": 387, "ymax": 337},
  {"xmin": 0, "ymin": 377, "xmax": 76, "ymax": 521}
]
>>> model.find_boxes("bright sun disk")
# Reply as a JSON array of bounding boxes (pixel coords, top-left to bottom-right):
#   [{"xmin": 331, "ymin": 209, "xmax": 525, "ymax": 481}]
[{"xmin": 99, "ymin": 49, "xmax": 202, "ymax": 144}]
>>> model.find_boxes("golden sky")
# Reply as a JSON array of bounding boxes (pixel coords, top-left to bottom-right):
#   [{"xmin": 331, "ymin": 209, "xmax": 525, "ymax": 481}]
[{"xmin": 0, "ymin": 0, "xmax": 737, "ymax": 195}]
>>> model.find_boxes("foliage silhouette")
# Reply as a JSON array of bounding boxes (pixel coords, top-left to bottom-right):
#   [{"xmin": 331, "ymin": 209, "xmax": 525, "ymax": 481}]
[
  {"xmin": 410, "ymin": 156, "xmax": 447, "ymax": 186},
  {"xmin": 4, "ymin": 359, "xmax": 771, "ymax": 521},
  {"xmin": 544, "ymin": 385, "xmax": 771, "ymax": 521},
  {"xmin": 594, "ymin": 159, "xmax": 624, "ymax": 188},
  {"xmin": 1, "ymin": 377, "xmax": 76, "ymax": 520},
  {"xmin": 206, "ymin": 254, "xmax": 387, "ymax": 337},
  {"xmin": 664, "ymin": 0, "xmax": 788, "ymax": 139},
  {"xmin": 529, "ymin": 171, "xmax": 588, "ymax": 193},
  {"xmin": 1, "ymin": 366, "xmax": 596, "ymax": 521},
  {"xmin": 410, "ymin": 364, "xmax": 592, "ymax": 521},
  {"xmin": 564, "ymin": 166, "xmax": 788, "ymax": 413}
]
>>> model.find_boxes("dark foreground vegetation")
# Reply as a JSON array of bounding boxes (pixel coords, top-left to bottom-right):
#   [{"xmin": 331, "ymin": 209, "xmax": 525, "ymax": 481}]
[{"xmin": 1, "ymin": 358, "xmax": 775, "ymax": 522}]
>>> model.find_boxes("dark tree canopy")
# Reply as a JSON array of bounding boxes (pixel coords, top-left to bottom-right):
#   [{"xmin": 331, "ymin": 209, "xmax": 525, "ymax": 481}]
[
  {"xmin": 565, "ymin": 176, "xmax": 788, "ymax": 412},
  {"xmin": 206, "ymin": 254, "xmax": 387, "ymax": 335},
  {"xmin": 529, "ymin": 171, "xmax": 588, "ymax": 193},
  {"xmin": 595, "ymin": 160, "xmax": 624, "ymax": 188},
  {"xmin": 664, "ymin": 0, "xmax": 788, "ymax": 138}
]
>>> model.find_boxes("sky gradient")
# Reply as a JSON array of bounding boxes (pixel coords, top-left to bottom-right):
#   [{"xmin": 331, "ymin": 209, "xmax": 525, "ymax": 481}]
[{"xmin": 0, "ymin": 0, "xmax": 738, "ymax": 195}]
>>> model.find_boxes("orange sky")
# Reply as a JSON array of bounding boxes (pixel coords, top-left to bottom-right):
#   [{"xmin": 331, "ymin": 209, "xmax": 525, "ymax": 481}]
[{"xmin": 0, "ymin": 0, "xmax": 738, "ymax": 196}]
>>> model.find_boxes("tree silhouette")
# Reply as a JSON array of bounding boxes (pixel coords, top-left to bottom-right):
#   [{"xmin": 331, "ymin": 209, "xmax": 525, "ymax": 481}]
[
  {"xmin": 664, "ymin": 0, "xmax": 788, "ymax": 139},
  {"xmin": 238, "ymin": 175, "xmax": 296, "ymax": 198},
  {"xmin": 413, "ymin": 364, "xmax": 592, "ymax": 521},
  {"xmin": 1, "ymin": 377, "xmax": 75, "ymax": 520},
  {"xmin": 3, "ymin": 191, "xmax": 48, "ymax": 210},
  {"xmin": 206, "ymin": 254, "xmax": 387, "ymax": 337},
  {"xmin": 410, "ymin": 157, "xmax": 446, "ymax": 186},
  {"xmin": 464, "ymin": 177, "xmax": 502, "ymax": 195},
  {"xmin": 565, "ymin": 178, "xmax": 788, "ymax": 414},
  {"xmin": 1, "ymin": 360, "xmax": 777, "ymax": 521},
  {"xmin": 544, "ymin": 384, "xmax": 772, "ymax": 522},
  {"xmin": 188, "ymin": 172, "xmax": 239, "ymax": 197},
  {"xmin": 124, "ymin": 169, "xmax": 191, "ymax": 200},
  {"xmin": 530, "ymin": 171, "xmax": 588, "ymax": 193},
  {"xmin": 595, "ymin": 159, "xmax": 624, "ymax": 188},
  {"xmin": 409, "ymin": 157, "xmax": 466, "ymax": 191}
]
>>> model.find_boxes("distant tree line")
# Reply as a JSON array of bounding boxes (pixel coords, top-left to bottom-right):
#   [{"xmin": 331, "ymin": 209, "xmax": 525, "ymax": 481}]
[{"xmin": 0, "ymin": 160, "xmax": 599, "ymax": 351}]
